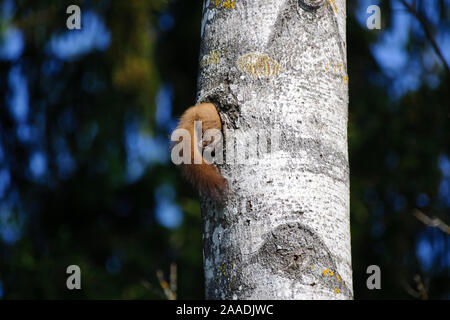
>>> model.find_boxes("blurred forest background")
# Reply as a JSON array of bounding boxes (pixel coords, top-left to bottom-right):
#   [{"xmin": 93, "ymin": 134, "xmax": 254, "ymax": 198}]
[{"xmin": 0, "ymin": 0, "xmax": 448, "ymax": 299}]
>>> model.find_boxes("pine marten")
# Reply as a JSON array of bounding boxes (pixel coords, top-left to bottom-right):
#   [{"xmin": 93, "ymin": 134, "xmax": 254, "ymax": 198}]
[{"xmin": 172, "ymin": 103, "xmax": 228, "ymax": 200}]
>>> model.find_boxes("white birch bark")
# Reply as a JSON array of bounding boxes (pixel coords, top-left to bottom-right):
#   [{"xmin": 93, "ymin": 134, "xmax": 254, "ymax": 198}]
[{"xmin": 196, "ymin": 0, "xmax": 352, "ymax": 300}]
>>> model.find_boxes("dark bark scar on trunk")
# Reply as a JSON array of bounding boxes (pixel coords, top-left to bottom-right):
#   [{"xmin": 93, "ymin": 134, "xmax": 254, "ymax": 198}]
[
  {"xmin": 252, "ymin": 222, "xmax": 351, "ymax": 296},
  {"xmin": 298, "ymin": 0, "xmax": 325, "ymax": 12}
]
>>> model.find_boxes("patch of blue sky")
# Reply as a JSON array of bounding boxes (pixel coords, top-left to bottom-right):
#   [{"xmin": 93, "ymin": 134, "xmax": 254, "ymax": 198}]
[
  {"xmin": 438, "ymin": 155, "xmax": 450, "ymax": 207},
  {"xmin": 408, "ymin": 5, "xmax": 450, "ymax": 75},
  {"xmin": 416, "ymin": 232, "xmax": 434, "ymax": 271},
  {"xmin": 0, "ymin": 0, "xmax": 21, "ymax": 61},
  {"xmin": 125, "ymin": 119, "xmax": 170, "ymax": 182},
  {"xmin": 7, "ymin": 65, "xmax": 28, "ymax": 123},
  {"xmin": 155, "ymin": 183, "xmax": 176, "ymax": 201},
  {"xmin": 438, "ymin": 178, "xmax": 450, "ymax": 208},
  {"xmin": 0, "ymin": 27, "xmax": 24, "ymax": 61},
  {"xmin": 370, "ymin": 201, "xmax": 384, "ymax": 238},
  {"xmin": 16, "ymin": 123, "xmax": 37, "ymax": 143},
  {"xmin": 77, "ymin": 122, "xmax": 98, "ymax": 151},
  {"xmin": 421, "ymin": 0, "xmax": 441, "ymax": 26},
  {"xmin": 53, "ymin": 137, "xmax": 76, "ymax": 179},
  {"xmin": 416, "ymin": 13, "xmax": 444, "ymax": 78},
  {"xmin": 354, "ymin": 0, "xmax": 381, "ymax": 27},
  {"xmin": 48, "ymin": 11, "xmax": 110, "ymax": 61},
  {"xmin": 438, "ymin": 155, "xmax": 450, "ymax": 178},
  {"xmin": 29, "ymin": 151, "xmax": 47, "ymax": 179},
  {"xmin": 159, "ymin": 12, "xmax": 175, "ymax": 32},
  {"xmin": 56, "ymin": 151, "xmax": 76, "ymax": 179},
  {"xmin": 0, "ymin": 204, "xmax": 24, "ymax": 244},
  {"xmin": 435, "ymin": 31, "xmax": 450, "ymax": 70},
  {"xmin": 393, "ymin": 194, "xmax": 407, "ymax": 212},
  {"xmin": 0, "ymin": 168, "xmax": 10, "ymax": 198},
  {"xmin": 385, "ymin": 187, "xmax": 408, "ymax": 212},
  {"xmin": 416, "ymin": 193, "xmax": 430, "ymax": 208},
  {"xmin": 155, "ymin": 84, "xmax": 178, "ymax": 133},
  {"xmin": 126, "ymin": 160, "xmax": 146, "ymax": 183},
  {"xmin": 42, "ymin": 58, "xmax": 63, "ymax": 76},
  {"xmin": 58, "ymin": 108, "xmax": 77, "ymax": 133},
  {"xmin": 370, "ymin": 4, "xmax": 420, "ymax": 97},
  {"xmin": 416, "ymin": 227, "xmax": 450, "ymax": 272},
  {"xmin": 421, "ymin": 48, "xmax": 441, "ymax": 89},
  {"xmin": 138, "ymin": 136, "xmax": 169, "ymax": 164},
  {"xmin": 136, "ymin": 134, "xmax": 167, "ymax": 164},
  {"xmin": 357, "ymin": 0, "xmax": 449, "ymax": 99},
  {"xmin": 1, "ymin": 0, "xmax": 14, "ymax": 19},
  {"xmin": 154, "ymin": 184, "xmax": 183, "ymax": 229}
]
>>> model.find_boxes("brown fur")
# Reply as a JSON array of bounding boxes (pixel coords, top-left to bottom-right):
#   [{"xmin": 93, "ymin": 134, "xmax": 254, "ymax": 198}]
[{"xmin": 173, "ymin": 103, "xmax": 227, "ymax": 200}]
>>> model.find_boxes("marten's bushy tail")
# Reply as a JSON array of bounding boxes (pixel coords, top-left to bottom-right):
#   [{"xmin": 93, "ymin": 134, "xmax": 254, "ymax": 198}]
[{"xmin": 173, "ymin": 103, "xmax": 227, "ymax": 200}]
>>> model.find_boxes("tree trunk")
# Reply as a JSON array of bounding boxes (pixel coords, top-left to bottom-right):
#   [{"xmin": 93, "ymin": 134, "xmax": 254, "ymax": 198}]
[{"xmin": 197, "ymin": 0, "xmax": 352, "ymax": 300}]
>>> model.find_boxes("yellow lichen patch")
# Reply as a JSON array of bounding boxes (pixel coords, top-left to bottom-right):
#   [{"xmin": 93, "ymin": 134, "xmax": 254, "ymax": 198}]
[
  {"xmin": 324, "ymin": 62, "xmax": 348, "ymax": 86},
  {"xmin": 237, "ymin": 52, "xmax": 282, "ymax": 78},
  {"xmin": 334, "ymin": 288, "xmax": 340, "ymax": 294},
  {"xmin": 215, "ymin": 0, "xmax": 236, "ymax": 9},
  {"xmin": 328, "ymin": 0, "xmax": 338, "ymax": 12},
  {"xmin": 322, "ymin": 268, "xmax": 330, "ymax": 275},
  {"xmin": 342, "ymin": 74, "xmax": 349, "ymax": 86},
  {"xmin": 329, "ymin": 271, "xmax": 334, "ymax": 276},
  {"xmin": 218, "ymin": 262, "xmax": 227, "ymax": 276},
  {"xmin": 201, "ymin": 50, "xmax": 221, "ymax": 67},
  {"xmin": 336, "ymin": 275, "xmax": 341, "ymax": 282}
]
